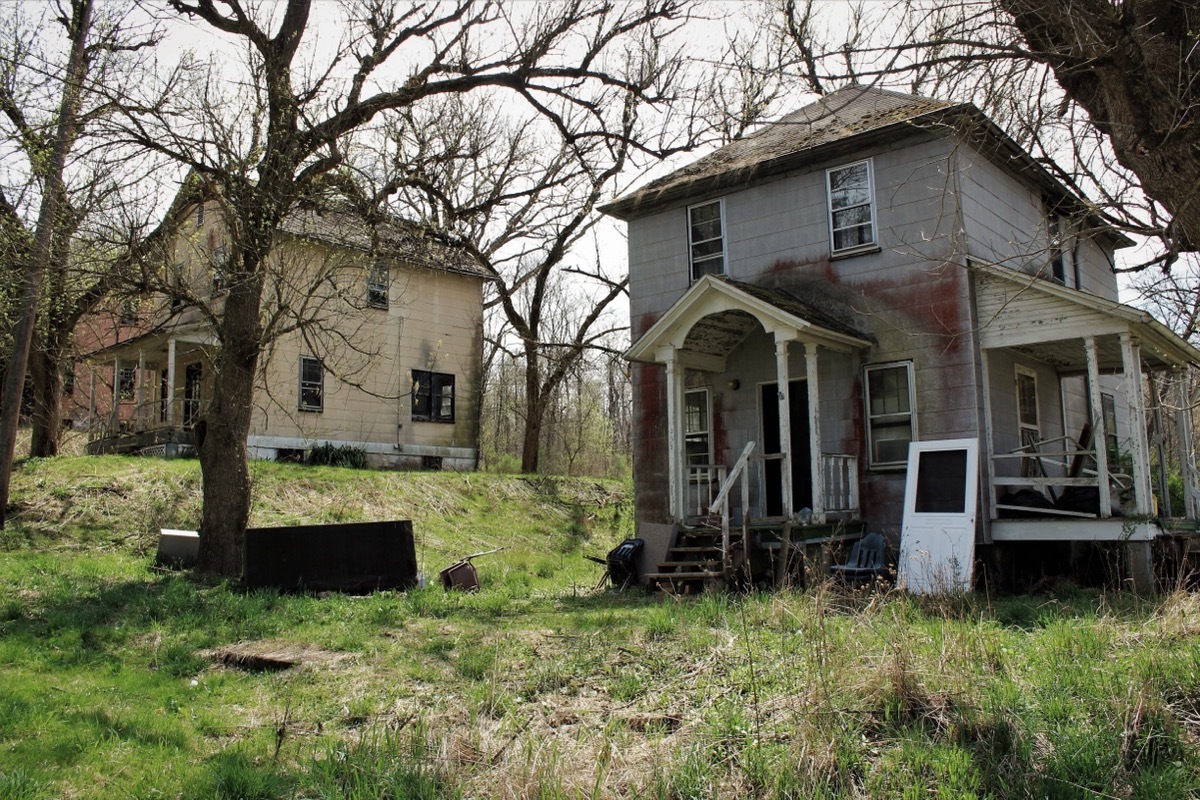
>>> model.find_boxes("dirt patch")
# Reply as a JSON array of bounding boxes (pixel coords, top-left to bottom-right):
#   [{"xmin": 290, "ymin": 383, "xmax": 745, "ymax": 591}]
[{"xmin": 205, "ymin": 640, "xmax": 348, "ymax": 672}]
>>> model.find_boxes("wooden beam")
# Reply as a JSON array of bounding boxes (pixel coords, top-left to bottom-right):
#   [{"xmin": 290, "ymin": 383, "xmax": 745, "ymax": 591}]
[
  {"xmin": 775, "ymin": 336, "xmax": 793, "ymax": 521},
  {"xmin": 805, "ymin": 342, "xmax": 824, "ymax": 522},
  {"xmin": 664, "ymin": 351, "xmax": 685, "ymax": 520},
  {"xmin": 1084, "ymin": 337, "xmax": 1112, "ymax": 517}
]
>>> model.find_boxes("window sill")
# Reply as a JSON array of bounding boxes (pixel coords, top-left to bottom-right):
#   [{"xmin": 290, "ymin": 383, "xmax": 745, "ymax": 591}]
[
  {"xmin": 411, "ymin": 417, "xmax": 455, "ymax": 424},
  {"xmin": 830, "ymin": 244, "xmax": 881, "ymax": 261},
  {"xmin": 298, "ymin": 407, "xmax": 323, "ymax": 414}
]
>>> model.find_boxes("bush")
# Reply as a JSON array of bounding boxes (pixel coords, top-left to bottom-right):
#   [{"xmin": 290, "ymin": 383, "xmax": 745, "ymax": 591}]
[{"xmin": 306, "ymin": 442, "xmax": 368, "ymax": 469}]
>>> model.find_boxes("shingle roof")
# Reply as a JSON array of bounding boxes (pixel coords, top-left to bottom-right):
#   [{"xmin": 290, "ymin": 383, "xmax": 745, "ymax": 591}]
[
  {"xmin": 719, "ymin": 277, "xmax": 869, "ymax": 343},
  {"xmin": 602, "ymin": 85, "xmax": 963, "ymax": 220},
  {"xmin": 277, "ymin": 207, "xmax": 490, "ymax": 279}
]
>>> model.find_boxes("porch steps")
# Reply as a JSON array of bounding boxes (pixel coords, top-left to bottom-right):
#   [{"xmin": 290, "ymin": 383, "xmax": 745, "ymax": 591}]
[{"xmin": 644, "ymin": 527, "xmax": 742, "ymax": 594}]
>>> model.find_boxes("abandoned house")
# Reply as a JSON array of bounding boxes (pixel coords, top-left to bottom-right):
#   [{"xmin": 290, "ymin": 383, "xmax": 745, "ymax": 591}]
[
  {"xmin": 601, "ymin": 85, "xmax": 1200, "ymax": 593},
  {"xmin": 75, "ymin": 189, "xmax": 488, "ymax": 470}
]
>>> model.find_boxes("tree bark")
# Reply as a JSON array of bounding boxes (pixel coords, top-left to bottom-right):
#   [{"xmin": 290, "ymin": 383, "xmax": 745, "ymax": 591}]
[
  {"xmin": 195, "ymin": 269, "xmax": 265, "ymax": 577},
  {"xmin": 0, "ymin": 0, "xmax": 93, "ymax": 527},
  {"xmin": 29, "ymin": 339, "xmax": 66, "ymax": 458},
  {"xmin": 999, "ymin": 0, "xmax": 1199, "ymax": 253}
]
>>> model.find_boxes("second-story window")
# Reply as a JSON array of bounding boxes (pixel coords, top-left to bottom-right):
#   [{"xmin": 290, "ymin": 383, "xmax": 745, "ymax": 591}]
[
  {"xmin": 688, "ymin": 199, "xmax": 725, "ymax": 280},
  {"xmin": 827, "ymin": 159, "xmax": 876, "ymax": 254},
  {"xmin": 367, "ymin": 261, "xmax": 389, "ymax": 309},
  {"xmin": 212, "ymin": 245, "xmax": 228, "ymax": 295},
  {"xmin": 1047, "ymin": 213, "xmax": 1067, "ymax": 284},
  {"xmin": 119, "ymin": 298, "xmax": 139, "ymax": 325}
]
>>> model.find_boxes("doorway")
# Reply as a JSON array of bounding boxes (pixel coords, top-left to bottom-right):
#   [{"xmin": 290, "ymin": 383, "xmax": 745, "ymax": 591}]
[{"xmin": 760, "ymin": 380, "xmax": 812, "ymax": 517}]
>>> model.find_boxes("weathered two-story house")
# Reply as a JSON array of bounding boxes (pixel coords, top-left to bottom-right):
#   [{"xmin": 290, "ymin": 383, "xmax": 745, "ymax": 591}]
[
  {"xmin": 602, "ymin": 85, "xmax": 1200, "ymax": 592},
  {"xmin": 79, "ymin": 191, "xmax": 488, "ymax": 470}
]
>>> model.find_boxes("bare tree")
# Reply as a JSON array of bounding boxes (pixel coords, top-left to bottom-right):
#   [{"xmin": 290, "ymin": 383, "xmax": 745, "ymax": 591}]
[
  {"xmin": 113, "ymin": 0, "xmax": 698, "ymax": 575},
  {"xmin": 355, "ymin": 41, "xmax": 704, "ymax": 471},
  {"xmin": 0, "ymin": 0, "xmax": 98, "ymax": 526}
]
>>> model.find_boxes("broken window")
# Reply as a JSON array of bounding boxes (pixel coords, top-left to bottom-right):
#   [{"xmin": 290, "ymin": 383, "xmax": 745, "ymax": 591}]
[
  {"xmin": 367, "ymin": 261, "xmax": 389, "ymax": 309},
  {"xmin": 865, "ymin": 361, "xmax": 914, "ymax": 468},
  {"xmin": 299, "ymin": 356, "xmax": 323, "ymax": 412},
  {"xmin": 118, "ymin": 367, "xmax": 137, "ymax": 401},
  {"xmin": 688, "ymin": 199, "xmax": 725, "ymax": 280},
  {"xmin": 412, "ymin": 370, "xmax": 455, "ymax": 423},
  {"xmin": 827, "ymin": 160, "xmax": 876, "ymax": 254}
]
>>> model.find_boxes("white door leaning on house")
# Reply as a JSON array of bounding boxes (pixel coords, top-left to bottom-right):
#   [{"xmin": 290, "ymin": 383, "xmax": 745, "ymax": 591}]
[{"xmin": 897, "ymin": 438, "xmax": 979, "ymax": 594}]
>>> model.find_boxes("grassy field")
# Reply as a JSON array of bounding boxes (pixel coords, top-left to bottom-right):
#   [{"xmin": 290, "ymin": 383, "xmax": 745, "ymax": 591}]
[{"xmin": 2, "ymin": 453, "xmax": 1199, "ymax": 799}]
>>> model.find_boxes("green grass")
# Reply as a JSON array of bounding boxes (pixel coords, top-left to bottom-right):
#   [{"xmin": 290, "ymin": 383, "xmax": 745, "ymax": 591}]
[{"xmin": 2, "ymin": 453, "xmax": 1200, "ymax": 798}]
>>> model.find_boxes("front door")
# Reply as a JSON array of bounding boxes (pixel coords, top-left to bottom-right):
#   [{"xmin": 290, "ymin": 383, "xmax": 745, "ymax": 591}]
[{"xmin": 760, "ymin": 380, "xmax": 812, "ymax": 517}]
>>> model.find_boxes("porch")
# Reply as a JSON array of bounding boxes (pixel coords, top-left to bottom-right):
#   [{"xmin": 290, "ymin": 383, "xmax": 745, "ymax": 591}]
[
  {"xmin": 82, "ymin": 325, "xmax": 214, "ymax": 456},
  {"xmin": 972, "ymin": 263, "xmax": 1200, "ymax": 587}
]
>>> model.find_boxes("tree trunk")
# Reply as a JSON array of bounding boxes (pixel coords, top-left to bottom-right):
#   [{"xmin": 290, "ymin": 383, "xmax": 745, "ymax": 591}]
[
  {"xmin": 28, "ymin": 340, "xmax": 65, "ymax": 458},
  {"xmin": 0, "ymin": 0, "xmax": 93, "ymax": 528},
  {"xmin": 195, "ymin": 275, "xmax": 264, "ymax": 578}
]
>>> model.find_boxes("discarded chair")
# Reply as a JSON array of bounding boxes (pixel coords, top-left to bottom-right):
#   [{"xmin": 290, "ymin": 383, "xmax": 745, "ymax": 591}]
[
  {"xmin": 585, "ymin": 538, "xmax": 644, "ymax": 590},
  {"xmin": 440, "ymin": 548, "xmax": 502, "ymax": 592},
  {"xmin": 829, "ymin": 531, "xmax": 886, "ymax": 584}
]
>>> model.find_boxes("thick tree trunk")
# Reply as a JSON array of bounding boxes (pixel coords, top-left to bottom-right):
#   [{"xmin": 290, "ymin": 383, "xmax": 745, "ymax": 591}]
[
  {"xmin": 28, "ymin": 342, "xmax": 65, "ymax": 458},
  {"xmin": 1000, "ymin": 0, "xmax": 1199, "ymax": 253},
  {"xmin": 195, "ymin": 275, "xmax": 264, "ymax": 578}
]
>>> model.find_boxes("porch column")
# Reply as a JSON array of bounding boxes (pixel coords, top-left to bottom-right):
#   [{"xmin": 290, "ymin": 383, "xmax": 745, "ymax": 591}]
[
  {"xmin": 166, "ymin": 338, "xmax": 177, "ymax": 427},
  {"xmin": 1148, "ymin": 371, "xmax": 1172, "ymax": 518},
  {"xmin": 87, "ymin": 367, "xmax": 97, "ymax": 440},
  {"xmin": 110, "ymin": 358, "xmax": 121, "ymax": 433},
  {"xmin": 1175, "ymin": 367, "xmax": 1199, "ymax": 519},
  {"xmin": 774, "ymin": 335, "xmax": 793, "ymax": 519},
  {"xmin": 1120, "ymin": 333, "xmax": 1153, "ymax": 516},
  {"xmin": 1084, "ymin": 337, "xmax": 1111, "ymax": 517},
  {"xmin": 663, "ymin": 349, "xmax": 686, "ymax": 520},
  {"xmin": 804, "ymin": 341, "xmax": 824, "ymax": 522},
  {"xmin": 136, "ymin": 350, "xmax": 147, "ymax": 427},
  {"xmin": 1120, "ymin": 332, "xmax": 1155, "ymax": 594}
]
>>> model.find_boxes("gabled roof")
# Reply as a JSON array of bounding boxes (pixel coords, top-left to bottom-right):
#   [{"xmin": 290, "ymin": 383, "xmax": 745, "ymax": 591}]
[
  {"xmin": 277, "ymin": 207, "xmax": 491, "ymax": 280},
  {"xmin": 602, "ymin": 85, "xmax": 960, "ymax": 220},
  {"xmin": 626, "ymin": 275, "xmax": 871, "ymax": 368},
  {"xmin": 602, "ymin": 85, "xmax": 1132, "ymax": 247},
  {"xmin": 972, "ymin": 261, "xmax": 1200, "ymax": 370}
]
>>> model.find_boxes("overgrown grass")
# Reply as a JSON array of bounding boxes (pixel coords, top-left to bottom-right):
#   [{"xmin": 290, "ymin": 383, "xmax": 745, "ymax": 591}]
[{"xmin": 2, "ymin": 453, "xmax": 1199, "ymax": 798}]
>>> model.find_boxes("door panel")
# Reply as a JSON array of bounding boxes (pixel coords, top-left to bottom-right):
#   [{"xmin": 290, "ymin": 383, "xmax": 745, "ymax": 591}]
[{"xmin": 898, "ymin": 438, "xmax": 979, "ymax": 594}]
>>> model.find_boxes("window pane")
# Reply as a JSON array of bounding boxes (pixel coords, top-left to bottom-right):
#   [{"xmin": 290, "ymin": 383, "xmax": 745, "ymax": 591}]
[
  {"xmin": 834, "ymin": 225, "xmax": 872, "ymax": 251},
  {"xmin": 1017, "ymin": 373, "xmax": 1038, "ymax": 427},
  {"xmin": 689, "ymin": 202, "xmax": 720, "ymax": 225},
  {"xmin": 832, "ymin": 205, "xmax": 872, "ymax": 228},
  {"xmin": 692, "ymin": 238, "xmax": 724, "ymax": 260},
  {"xmin": 914, "ymin": 449, "xmax": 968, "ymax": 513}
]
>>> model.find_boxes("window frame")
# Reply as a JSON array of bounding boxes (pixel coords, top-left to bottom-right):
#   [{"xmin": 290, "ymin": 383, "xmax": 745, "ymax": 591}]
[
  {"xmin": 211, "ymin": 244, "xmax": 228, "ymax": 295},
  {"xmin": 118, "ymin": 366, "xmax": 137, "ymax": 401},
  {"xmin": 687, "ymin": 199, "xmax": 726, "ymax": 280},
  {"xmin": 1015, "ymin": 365, "xmax": 1040, "ymax": 441},
  {"xmin": 367, "ymin": 261, "xmax": 389, "ymax": 309},
  {"xmin": 864, "ymin": 361, "xmax": 916, "ymax": 470},
  {"xmin": 826, "ymin": 159, "xmax": 878, "ymax": 256},
  {"xmin": 412, "ymin": 370, "xmax": 456, "ymax": 423},
  {"xmin": 1047, "ymin": 213, "xmax": 1067, "ymax": 284},
  {"xmin": 1100, "ymin": 392, "xmax": 1119, "ymax": 459},
  {"xmin": 298, "ymin": 355, "xmax": 324, "ymax": 413},
  {"xmin": 684, "ymin": 387, "xmax": 712, "ymax": 468},
  {"xmin": 118, "ymin": 298, "xmax": 139, "ymax": 325}
]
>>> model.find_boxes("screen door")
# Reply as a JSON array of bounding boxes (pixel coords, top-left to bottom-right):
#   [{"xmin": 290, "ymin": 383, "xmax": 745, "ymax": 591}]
[{"xmin": 897, "ymin": 438, "xmax": 979, "ymax": 594}]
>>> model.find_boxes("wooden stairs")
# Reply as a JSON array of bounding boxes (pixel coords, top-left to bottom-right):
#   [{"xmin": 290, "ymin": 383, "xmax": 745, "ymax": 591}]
[{"xmin": 642, "ymin": 525, "xmax": 745, "ymax": 594}]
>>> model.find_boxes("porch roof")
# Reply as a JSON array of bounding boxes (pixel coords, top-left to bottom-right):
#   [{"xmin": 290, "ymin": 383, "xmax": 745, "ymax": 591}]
[
  {"xmin": 83, "ymin": 322, "xmax": 215, "ymax": 363},
  {"xmin": 972, "ymin": 262, "xmax": 1200, "ymax": 372},
  {"xmin": 626, "ymin": 275, "xmax": 872, "ymax": 368}
]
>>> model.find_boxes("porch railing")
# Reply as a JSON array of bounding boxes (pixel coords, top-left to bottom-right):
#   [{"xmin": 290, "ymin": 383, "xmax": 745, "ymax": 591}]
[
  {"xmin": 707, "ymin": 441, "xmax": 756, "ymax": 578},
  {"xmin": 822, "ymin": 453, "xmax": 859, "ymax": 515},
  {"xmin": 992, "ymin": 434, "xmax": 1132, "ymax": 518},
  {"xmin": 685, "ymin": 463, "xmax": 728, "ymax": 519}
]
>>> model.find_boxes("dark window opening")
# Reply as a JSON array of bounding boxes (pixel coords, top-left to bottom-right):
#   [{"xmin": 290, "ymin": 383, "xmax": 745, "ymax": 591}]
[{"xmin": 412, "ymin": 370, "xmax": 455, "ymax": 423}]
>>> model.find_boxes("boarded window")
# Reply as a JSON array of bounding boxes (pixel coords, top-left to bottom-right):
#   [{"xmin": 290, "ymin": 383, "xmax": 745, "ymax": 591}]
[
  {"xmin": 688, "ymin": 200, "xmax": 725, "ymax": 280},
  {"xmin": 827, "ymin": 160, "xmax": 876, "ymax": 253},
  {"xmin": 412, "ymin": 370, "xmax": 455, "ymax": 423},
  {"xmin": 299, "ymin": 356, "xmax": 323, "ymax": 412},
  {"xmin": 866, "ymin": 362, "xmax": 914, "ymax": 468}
]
